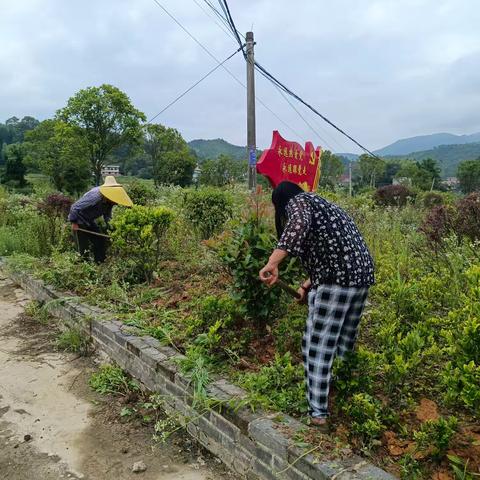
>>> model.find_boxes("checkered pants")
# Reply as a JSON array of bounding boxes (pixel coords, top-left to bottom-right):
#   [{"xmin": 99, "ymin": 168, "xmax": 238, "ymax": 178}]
[{"xmin": 302, "ymin": 284, "xmax": 369, "ymax": 419}]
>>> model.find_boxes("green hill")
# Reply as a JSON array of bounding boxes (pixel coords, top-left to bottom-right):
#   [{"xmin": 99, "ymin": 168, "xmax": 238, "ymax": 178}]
[
  {"xmin": 188, "ymin": 138, "xmax": 261, "ymax": 160},
  {"xmin": 375, "ymin": 132, "xmax": 480, "ymax": 156},
  {"xmin": 387, "ymin": 142, "xmax": 480, "ymax": 177}
]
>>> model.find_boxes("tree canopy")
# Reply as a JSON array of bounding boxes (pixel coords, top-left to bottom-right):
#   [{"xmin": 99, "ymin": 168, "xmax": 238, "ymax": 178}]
[
  {"xmin": 57, "ymin": 84, "xmax": 146, "ymax": 185},
  {"xmin": 318, "ymin": 150, "xmax": 344, "ymax": 188},
  {"xmin": 144, "ymin": 124, "xmax": 195, "ymax": 187},
  {"xmin": 457, "ymin": 158, "xmax": 480, "ymax": 194},
  {"xmin": 24, "ymin": 119, "xmax": 91, "ymax": 194}
]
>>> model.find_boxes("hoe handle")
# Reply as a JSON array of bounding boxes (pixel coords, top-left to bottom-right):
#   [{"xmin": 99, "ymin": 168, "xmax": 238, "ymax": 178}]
[{"xmin": 75, "ymin": 227, "xmax": 111, "ymax": 239}]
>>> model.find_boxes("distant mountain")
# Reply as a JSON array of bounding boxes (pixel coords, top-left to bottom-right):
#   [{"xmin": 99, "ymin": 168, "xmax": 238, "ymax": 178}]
[
  {"xmin": 385, "ymin": 142, "xmax": 480, "ymax": 177},
  {"xmin": 188, "ymin": 138, "xmax": 261, "ymax": 161},
  {"xmin": 374, "ymin": 132, "xmax": 480, "ymax": 156}
]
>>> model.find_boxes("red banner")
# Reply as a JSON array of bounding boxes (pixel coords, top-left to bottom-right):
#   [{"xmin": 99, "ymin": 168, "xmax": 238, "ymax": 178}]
[{"xmin": 256, "ymin": 131, "xmax": 322, "ymax": 192}]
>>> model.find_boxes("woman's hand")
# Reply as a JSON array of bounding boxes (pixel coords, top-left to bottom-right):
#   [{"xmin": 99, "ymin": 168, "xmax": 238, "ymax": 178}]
[
  {"xmin": 259, "ymin": 249, "xmax": 288, "ymax": 287},
  {"xmin": 296, "ymin": 286, "xmax": 307, "ymax": 303},
  {"xmin": 259, "ymin": 263, "xmax": 279, "ymax": 286}
]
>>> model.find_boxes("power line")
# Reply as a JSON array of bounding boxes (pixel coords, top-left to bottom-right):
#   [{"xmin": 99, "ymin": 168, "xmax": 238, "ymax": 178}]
[
  {"xmin": 217, "ymin": 0, "xmax": 381, "ymax": 159},
  {"xmin": 191, "ymin": 0, "xmax": 236, "ymax": 41},
  {"xmin": 149, "ymin": 0, "xmax": 305, "ymax": 143},
  {"xmin": 147, "ymin": 47, "xmax": 242, "ymax": 123}
]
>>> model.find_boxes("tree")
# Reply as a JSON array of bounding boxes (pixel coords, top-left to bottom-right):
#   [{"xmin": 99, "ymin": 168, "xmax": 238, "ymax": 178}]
[
  {"xmin": 199, "ymin": 154, "xmax": 246, "ymax": 186},
  {"xmin": 24, "ymin": 119, "xmax": 91, "ymax": 194},
  {"xmin": 1, "ymin": 143, "xmax": 27, "ymax": 187},
  {"xmin": 397, "ymin": 158, "xmax": 441, "ymax": 190},
  {"xmin": 318, "ymin": 150, "xmax": 344, "ymax": 188},
  {"xmin": 378, "ymin": 161, "xmax": 401, "ymax": 186},
  {"xmin": 457, "ymin": 158, "xmax": 480, "ymax": 194},
  {"xmin": 358, "ymin": 154, "xmax": 386, "ymax": 188},
  {"xmin": 417, "ymin": 158, "xmax": 441, "ymax": 190},
  {"xmin": 144, "ymin": 124, "xmax": 195, "ymax": 187},
  {"xmin": 57, "ymin": 84, "xmax": 146, "ymax": 185}
]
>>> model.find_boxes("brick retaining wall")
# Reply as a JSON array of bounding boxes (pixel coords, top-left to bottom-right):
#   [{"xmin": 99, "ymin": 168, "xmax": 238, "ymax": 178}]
[{"xmin": 2, "ymin": 261, "xmax": 395, "ymax": 480}]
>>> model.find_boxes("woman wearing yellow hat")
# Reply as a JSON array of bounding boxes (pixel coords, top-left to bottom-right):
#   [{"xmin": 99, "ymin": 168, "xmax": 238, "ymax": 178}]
[{"xmin": 68, "ymin": 176, "xmax": 133, "ymax": 263}]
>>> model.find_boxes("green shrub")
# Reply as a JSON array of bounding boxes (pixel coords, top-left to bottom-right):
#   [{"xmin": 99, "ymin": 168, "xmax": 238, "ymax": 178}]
[
  {"xmin": 413, "ymin": 416, "xmax": 458, "ymax": 460},
  {"xmin": 215, "ymin": 214, "xmax": 301, "ymax": 325},
  {"xmin": 38, "ymin": 250, "xmax": 99, "ymax": 292},
  {"xmin": 183, "ymin": 187, "xmax": 233, "ymax": 239},
  {"xmin": 419, "ymin": 191, "xmax": 445, "ymax": 209},
  {"xmin": 343, "ymin": 393, "xmax": 386, "ymax": 444},
  {"xmin": 126, "ymin": 180, "xmax": 157, "ymax": 206},
  {"xmin": 239, "ymin": 352, "xmax": 307, "ymax": 414},
  {"xmin": 110, "ymin": 205, "xmax": 174, "ymax": 282}
]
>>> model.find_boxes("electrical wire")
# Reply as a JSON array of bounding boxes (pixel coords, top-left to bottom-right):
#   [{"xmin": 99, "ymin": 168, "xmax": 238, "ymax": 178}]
[
  {"xmin": 192, "ymin": 0, "xmax": 237, "ymax": 41},
  {"xmin": 147, "ymin": 47, "xmax": 243, "ymax": 123},
  {"xmin": 149, "ymin": 0, "xmax": 306, "ymax": 142},
  {"xmin": 218, "ymin": 0, "xmax": 380, "ymax": 159}
]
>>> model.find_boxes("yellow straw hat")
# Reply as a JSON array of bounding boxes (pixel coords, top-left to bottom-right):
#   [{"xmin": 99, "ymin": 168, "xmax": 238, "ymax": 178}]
[{"xmin": 99, "ymin": 176, "xmax": 133, "ymax": 207}]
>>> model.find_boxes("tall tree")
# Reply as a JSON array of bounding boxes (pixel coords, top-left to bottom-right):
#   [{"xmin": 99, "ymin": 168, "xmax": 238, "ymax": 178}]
[
  {"xmin": 417, "ymin": 157, "xmax": 441, "ymax": 190},
  {"xmin": 57, "ymin": 84, "xmax": 146, "ymax": 185},
  {"xmin": 24, "ymin": 119, "xmax": 91, "ymax": 194},
  {"xmin": 318, "ymin": 150, "xmax": 344, "ymax": 188},
  {"xmin": 1, "ymin": 143, "xmax": 27, "ymax": 187},
  {"xmin": 144, "ymin": 124, "xmax": 195, "ymax": 187},
  {"xmin": 457, "ymin": 158, "xmax": 480, "ymax": 194},
  {"xmin": 358, "ymin": 154, "xmax": 386, "ymax": 188}
]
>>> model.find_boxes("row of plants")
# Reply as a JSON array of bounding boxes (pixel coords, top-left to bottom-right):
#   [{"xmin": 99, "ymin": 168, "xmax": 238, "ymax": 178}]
[{"xmin": 2, "ymin": 182, "xmax": 480, "ymax": 479}]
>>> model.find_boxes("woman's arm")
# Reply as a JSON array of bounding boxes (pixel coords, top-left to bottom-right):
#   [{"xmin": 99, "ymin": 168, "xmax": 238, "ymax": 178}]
[{"xmin": 259, "ymin": 248, "xmax": 289, "ymax": 286}]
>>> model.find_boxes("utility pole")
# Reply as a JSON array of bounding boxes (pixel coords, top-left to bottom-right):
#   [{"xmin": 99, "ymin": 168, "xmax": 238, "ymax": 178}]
[
  {"xmin": 246, "ymin": 31, "xmax": 257, "ymax": 191},
  {"xmin": 349, "ymin": 160, "xmax": 352, "ymax": 197}
]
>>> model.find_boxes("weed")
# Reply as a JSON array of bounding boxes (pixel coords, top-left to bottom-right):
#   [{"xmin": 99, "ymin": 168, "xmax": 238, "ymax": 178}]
[
  {"xmin": 89, "ymin": 364, "xmax": 139, "ymax": 396},
  {"xmin": 56, "ymin": 327, "xmax": 90, "ymax": 355},
  {"xmin": 239, "ymin": 352, "xmax": 308, "ymax": 414}
]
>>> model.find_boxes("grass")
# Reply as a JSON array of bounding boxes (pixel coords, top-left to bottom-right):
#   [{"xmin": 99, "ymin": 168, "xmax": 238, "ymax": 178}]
[
  {"xmin": 3, "ymin": 184, "xmax": 480, "ymax": 479},
  {"xmin": 56, "ymin": 327, "xmax": 90, "ymax": 355}
]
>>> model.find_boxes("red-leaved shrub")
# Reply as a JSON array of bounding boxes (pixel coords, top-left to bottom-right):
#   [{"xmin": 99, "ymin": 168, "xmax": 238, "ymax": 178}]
[
  {"xmin": 37, "ymin": 193, "xmax": 73, "ymax": 219},
  {"xmin": 420, "ymin": 205, "xmax": 456, "ymax": 245},
  {"xmin": 374, "ymin": 185, "xmax": 414, "ymax": 207},
  {"xmin": 455, "ymin": 192, "xmax": 480, "ymax": 241}
]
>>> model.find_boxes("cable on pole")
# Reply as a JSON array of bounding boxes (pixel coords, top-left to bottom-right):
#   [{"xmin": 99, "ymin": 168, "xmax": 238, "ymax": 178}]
[
  {"xmin": 147, "ymin": 46, "xmax": 243, "ymax": 123},
  {"xmin": 149, "ymin": 0, "xmax": 306, "ymax": 142},
  {"xmin": 217, "ymin": 0, "xmax": 381, "ymax": 159}
]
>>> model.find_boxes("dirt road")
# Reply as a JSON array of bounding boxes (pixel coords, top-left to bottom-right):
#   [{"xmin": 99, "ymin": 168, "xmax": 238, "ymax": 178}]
[{"xmin": 0, "ymin": 274, "xmax": 234, "ymax": 480}]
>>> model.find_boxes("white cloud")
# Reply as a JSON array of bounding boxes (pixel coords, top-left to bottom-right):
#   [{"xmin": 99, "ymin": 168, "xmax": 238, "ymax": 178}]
[{"xmin": 0, "ymin": 0, "xmax": 479, "ymax": 151}]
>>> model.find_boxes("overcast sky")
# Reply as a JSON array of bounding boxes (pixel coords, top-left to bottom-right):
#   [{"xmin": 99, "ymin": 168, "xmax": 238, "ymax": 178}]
[{"xmin": 1, "ymin": 0, "xmax": 479, "ymax": 152}]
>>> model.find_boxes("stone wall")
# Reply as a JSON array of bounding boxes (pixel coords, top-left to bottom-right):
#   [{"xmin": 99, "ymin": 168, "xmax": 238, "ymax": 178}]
[{"xmin": 3, "ymin": 263, "xmax": 395, "ymax": 480}]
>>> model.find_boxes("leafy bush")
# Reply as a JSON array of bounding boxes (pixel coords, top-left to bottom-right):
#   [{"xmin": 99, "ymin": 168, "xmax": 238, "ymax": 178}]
[
  {"xmin": 374, "ymin": 184, "xmax": 414, "ymax": 207},
  {"xmin": 420, "ymin": 205, "xmax": 456, "ymax": 245},
  {"xmin": 36, "ymin": 192, "xmax": 73, "ymax": 253},
  {"xmin": 126, "ymin": 180, "xmax": 157, "ymax": 206},
  {"xmin": 413, "ymin": 416, "xmax": 458, "ymax": 460},
  {"xmin": 420, "ymin": 191, "xmax": 444, "ymax": 209},
  {"xmin": 183, "ymin": 187, "xmax": 233, "ymax": 239},
  {"xmin": 239, "ymin": 352, "xmax": 307, "ymax": 414},
  {"xmin": 110, "ymin": 205, "xmax": 174, "ymax": 282},
  {"xmin": 39, "ymin": 250, "xmax": 99, "ymax": 292},
  {"xmin": 215, "ymin": 214, "xmax": 300, "ymax": 325},
  {"xmin": 343, "ymin": 393, "xmax": 386, "ymax": 443},
  {"xmin": 455, "ymin": 192, "xmax": 480, "ymax": 241}
]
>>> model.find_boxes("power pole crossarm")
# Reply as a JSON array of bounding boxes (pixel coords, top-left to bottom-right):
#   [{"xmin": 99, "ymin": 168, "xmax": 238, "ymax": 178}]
[{"xmin": 246, "ymin": 31, "xmax": 257, "ymax": 191}]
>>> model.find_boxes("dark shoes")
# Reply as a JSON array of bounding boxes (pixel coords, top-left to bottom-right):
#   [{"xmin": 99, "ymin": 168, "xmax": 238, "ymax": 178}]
[{"xmin": 310, "ymin": 417, "xmax": 330, "ymax": 434}]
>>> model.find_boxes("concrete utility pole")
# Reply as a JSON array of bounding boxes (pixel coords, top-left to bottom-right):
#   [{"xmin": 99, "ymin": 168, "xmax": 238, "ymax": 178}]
[
  {"xmin": 349, "ymin": 160, "xmax": 353, "ymax": 197},
  {"xmin": 246, "ymin": 31, "xmax": 257, "ymax": 191}
]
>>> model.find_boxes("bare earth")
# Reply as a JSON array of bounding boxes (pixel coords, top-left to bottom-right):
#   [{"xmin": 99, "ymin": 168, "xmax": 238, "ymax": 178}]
[{"xmin": 0, "ymin": 274, "xmax": 234, "ymax": 480}]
